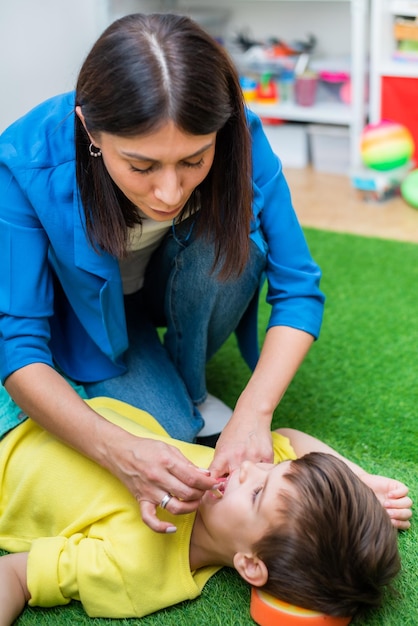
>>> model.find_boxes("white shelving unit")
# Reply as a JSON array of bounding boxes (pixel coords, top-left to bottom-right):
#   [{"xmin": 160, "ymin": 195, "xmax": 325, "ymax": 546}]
[
  {"xmin": 182, "ymin": 0, "xmax": 370, "ymax": 168},
  {"xmin": 249, "ymin": 97, "xmax": 353, "ymax": 125},
  {"xmin": 370, "ymin": 0, "xmax": 418, "ymax": 123}
]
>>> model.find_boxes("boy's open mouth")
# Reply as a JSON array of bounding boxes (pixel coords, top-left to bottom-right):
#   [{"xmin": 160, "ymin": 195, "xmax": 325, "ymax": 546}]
[
  {"xmin": 212, "ymin": 475, "xmax": 229, "ymax": 498},
  {"xmin": 219, "ymin": 476, "xmax": 228, "ymax": 493}
]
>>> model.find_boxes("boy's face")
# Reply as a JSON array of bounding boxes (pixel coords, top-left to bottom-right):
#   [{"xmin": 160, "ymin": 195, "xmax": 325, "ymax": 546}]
[{"xmin": 199, "ymin": 460, "xmax": 293, "ymax": 554}]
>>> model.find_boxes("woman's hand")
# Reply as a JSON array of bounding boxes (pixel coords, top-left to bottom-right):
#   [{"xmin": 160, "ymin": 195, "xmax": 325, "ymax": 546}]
[
  {"xmin": 360, "ymin": 473, "xmax": 413, "ymax": 530},
  {"xmin": 208, "ymin": 411, "xmax": 274, "ymax": 479},
  {"xmin": 208, "ymin": 327, "xmax": 314, "ymax": 478},
  {"xmin": 107, "ymin": 431, "xmax": 218, "ymax": 533},
  {"xmin": 5, "ymin": 365, "xmax": 219, "ymax": 534}
]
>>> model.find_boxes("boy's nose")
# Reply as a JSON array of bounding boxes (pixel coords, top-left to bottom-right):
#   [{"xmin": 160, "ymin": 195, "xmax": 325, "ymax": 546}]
[{"xmin": 239, "ymin": 460, "xmax": 256, "ymax": 483}]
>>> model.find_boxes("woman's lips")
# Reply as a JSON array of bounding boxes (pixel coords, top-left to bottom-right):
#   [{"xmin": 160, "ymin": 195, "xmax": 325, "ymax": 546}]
[{"xmin": 151, "ymin": 205, "xmax": 183, "ymax": 218}]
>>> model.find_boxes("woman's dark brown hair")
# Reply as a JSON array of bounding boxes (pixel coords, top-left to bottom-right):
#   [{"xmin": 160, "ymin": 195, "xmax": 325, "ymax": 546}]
[
  {"xmin": 75, "ymin": 12, "xmax": 252, "ymax": 278},
  {"xmin": 253, "ymin": 453, "xmax": 401, "ymax": 618}
]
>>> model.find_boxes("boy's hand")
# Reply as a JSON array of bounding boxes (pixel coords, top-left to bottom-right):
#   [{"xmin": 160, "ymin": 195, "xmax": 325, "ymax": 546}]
[
  {"xmin": 360, "ymin": 473, "xmax": 413, "ymax": 530},
  {"xmin": 0, "ymin": 553, "xmax": 30, "ymax": 625}
]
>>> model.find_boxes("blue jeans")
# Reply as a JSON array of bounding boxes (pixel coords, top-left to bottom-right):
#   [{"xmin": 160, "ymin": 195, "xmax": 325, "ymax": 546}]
[{"xmin": 84, "ymin": 217, "xmax": 266, "ymax": 441}]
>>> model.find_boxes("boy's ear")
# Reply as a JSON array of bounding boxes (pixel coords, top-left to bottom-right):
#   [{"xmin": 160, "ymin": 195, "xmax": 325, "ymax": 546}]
[{"xmin": 233, "ymin": 552, "xmax": 268, "ymax": 587}]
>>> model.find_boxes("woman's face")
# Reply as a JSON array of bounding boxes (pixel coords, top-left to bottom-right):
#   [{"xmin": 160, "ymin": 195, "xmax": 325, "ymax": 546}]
[{"xmin": 79, "ymin": 112, "xmax": 217, "ymax": 221}]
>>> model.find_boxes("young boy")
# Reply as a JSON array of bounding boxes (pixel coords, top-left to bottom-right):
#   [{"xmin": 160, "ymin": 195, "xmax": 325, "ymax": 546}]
[{"xmin": 0, "ymin": 397, "xmax": 412, "ymax": 625}]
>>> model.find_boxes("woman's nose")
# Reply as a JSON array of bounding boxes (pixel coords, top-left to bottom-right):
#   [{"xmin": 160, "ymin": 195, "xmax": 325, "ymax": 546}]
[{"xmin": 153, "ymin": 169, "xmax": 183, "ymax": 205}]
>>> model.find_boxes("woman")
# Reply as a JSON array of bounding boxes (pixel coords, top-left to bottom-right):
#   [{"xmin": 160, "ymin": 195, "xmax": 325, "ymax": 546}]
[{"xmin": 0, "ymin": 13, "xmax": 324, "ymax": 532}]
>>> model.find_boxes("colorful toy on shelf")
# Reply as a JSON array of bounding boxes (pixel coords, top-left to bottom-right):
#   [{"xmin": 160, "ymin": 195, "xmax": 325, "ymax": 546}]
[
  {"xmin": 360, "ymin": 121, "xmax": 414, "ymax": 171},
  {"xmin": 294, "ymin": 71, "xmax": 318, "ymax": 107},
  {"xmin": 240, "ymin": 75, "xmax": 258, "ymax": 103},
  {"xmin": 256, "ymin": 72, "xmax": 279, "ymax": 104},
  {"xmin": 339, "ymin": 80, "xmax": 351, "ymax": 105},
  {"xmin": 400, "ymin": 168, "xmax": 418, "ymax": 208},
  {"xmin": 319, "ymin": 70, "xmax": 350, "ymax": 103},
  {"xmin": 278, "ymin": 69, "xmax": 295, "ymax": 103},
  {"xmin": 250, "ymin": 588, "xmax": 352, "ymax": 626}
]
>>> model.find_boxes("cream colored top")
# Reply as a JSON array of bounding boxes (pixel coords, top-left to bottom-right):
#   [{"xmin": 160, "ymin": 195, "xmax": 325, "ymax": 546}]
[{"xmin": 119, "ymin": 218, "xmax": 172, "ymax": 294}]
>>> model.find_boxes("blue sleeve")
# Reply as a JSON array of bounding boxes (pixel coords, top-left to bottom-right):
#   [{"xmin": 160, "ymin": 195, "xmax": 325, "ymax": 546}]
[
  {"xmin": 248, "ymin": 110, "xmax": 325, "ymax": 338},
  {"xmin": 0, "ymin": 147, "xmax": 55, "ymax": 383},
  {"xmin": 0, "ymin": 93, "xmax": 78, "ymax": 383}
]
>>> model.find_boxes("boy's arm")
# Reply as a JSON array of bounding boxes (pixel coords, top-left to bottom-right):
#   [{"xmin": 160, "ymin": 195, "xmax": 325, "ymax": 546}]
[
  {"xmin": 278, "ymin": 428, "xmax": 365, "ymax": 473},
  {"xmin": 0, "ymin": 553, "xmax": 30, "ymax": 626},
  {"xmin": 278, "ymin": 428, "xmax": 413, "ymax": 530}
]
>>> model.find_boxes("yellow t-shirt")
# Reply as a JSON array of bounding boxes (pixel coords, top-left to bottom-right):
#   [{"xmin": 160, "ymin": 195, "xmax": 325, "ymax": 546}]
[{"xmin": 0, "ymin": 397, "xmax": 296, "ymax": 618}]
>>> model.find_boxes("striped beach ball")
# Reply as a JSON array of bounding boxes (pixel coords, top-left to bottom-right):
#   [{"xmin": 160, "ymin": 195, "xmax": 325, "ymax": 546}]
[{"xmin": 360, "ymin": 121, "xmax": 414, "ymax": 171}]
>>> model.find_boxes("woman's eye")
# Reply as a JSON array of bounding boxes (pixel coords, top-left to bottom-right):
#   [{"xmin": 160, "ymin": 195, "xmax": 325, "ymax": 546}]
[
  {"xmin": 130, "ymin": 164, "xmax": 154, "ymax": 174},
  {"xmin": 183, "ymin": 158, "xmax": 204, "ymax": 169},
  {"xmin": 130, "ymin": 159, "xmax": 203, "ymax": 173}
]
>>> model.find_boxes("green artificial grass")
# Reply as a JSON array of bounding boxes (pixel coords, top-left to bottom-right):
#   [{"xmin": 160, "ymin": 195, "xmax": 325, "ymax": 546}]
[{"xmin": 9, "ymin": 228, "xmax": 418, "ymax": 625}]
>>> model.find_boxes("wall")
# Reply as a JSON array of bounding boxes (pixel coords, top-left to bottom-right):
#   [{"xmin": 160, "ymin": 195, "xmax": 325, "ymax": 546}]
[{"xmin": 0, "ymin": 0, "xmax": 108, "ymax": 132}]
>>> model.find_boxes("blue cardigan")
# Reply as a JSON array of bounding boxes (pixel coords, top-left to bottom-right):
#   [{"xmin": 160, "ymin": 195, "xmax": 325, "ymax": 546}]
[{"xmin": 0, "ymin": 93, "xmax": 324, "ymax": 427}]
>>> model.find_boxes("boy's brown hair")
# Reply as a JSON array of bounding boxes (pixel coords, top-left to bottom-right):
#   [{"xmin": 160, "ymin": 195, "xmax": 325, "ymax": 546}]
[{"xmin": 253, "ymin": 453, "xmax": 400, "ymax": 618}]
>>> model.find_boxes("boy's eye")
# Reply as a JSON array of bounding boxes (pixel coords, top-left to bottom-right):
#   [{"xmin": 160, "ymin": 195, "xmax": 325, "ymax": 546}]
[{"xmin": 252, "ymin": 487, "xmax": 262, "ymax": 502}]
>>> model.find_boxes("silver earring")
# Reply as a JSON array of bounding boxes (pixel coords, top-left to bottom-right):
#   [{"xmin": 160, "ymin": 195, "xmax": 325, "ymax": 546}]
[{"xmin": 89, "ymin": 143, "xmax": 102, "ymax": 157}]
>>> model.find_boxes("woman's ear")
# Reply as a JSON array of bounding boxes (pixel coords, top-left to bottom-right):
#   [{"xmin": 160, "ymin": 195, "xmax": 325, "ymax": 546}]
[
  {"xmin": 233, "ymin": 552, "xmax": 268, "ymax": 587},
  {"xmin": 75, "ymin": 106, "xmax": 97, "ymax": 145},
  {"xmin": 75, "ymin": 105, "xmax": 87, "ymax": 129}
]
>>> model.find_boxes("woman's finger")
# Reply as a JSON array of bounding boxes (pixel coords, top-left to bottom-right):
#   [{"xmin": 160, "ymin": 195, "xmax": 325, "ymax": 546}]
[
  {"xmin": 159, "ymin": 458, "xmax": 217, "ymax": 501},
  {"xmin": 160, "ymin": 495, "xmax": 202, "ymax": 515},
  {"xmin": 139, "ymin": 500, "xmax": 177, "ymax": 534}
]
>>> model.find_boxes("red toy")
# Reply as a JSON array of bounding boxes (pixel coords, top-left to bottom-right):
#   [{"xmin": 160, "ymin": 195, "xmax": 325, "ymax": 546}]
[{"xmin": 256, "ymin": 73, "xmax": 279, "ymax": 104}]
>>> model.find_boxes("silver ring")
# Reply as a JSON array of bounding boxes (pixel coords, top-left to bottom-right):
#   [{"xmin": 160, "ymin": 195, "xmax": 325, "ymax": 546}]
[{"xmin": 160, "ymin": 493, "xmax": 173, "ymax": 509}]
